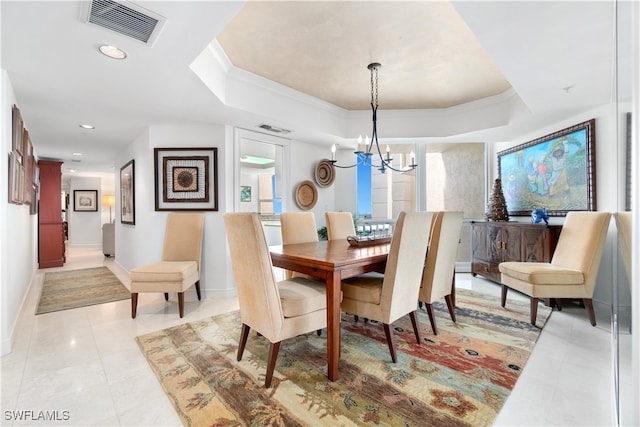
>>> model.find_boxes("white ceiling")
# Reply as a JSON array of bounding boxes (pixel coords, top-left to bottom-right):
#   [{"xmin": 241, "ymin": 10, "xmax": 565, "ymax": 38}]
[{"xmin": 1, "ymin": 1, "xmax": 629, "ymax": 180}]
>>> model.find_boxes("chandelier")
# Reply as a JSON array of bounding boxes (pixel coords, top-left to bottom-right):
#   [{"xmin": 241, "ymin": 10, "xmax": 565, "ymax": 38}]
[{"xmin": 329, "ymin": 63, "xmax": 417, "ymax": 173}]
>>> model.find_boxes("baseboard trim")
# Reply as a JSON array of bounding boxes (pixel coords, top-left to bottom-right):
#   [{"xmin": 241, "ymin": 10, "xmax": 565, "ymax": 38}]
[{"xmin": 1, "ymin": 266, "xmax": 37, "ymax": 356}]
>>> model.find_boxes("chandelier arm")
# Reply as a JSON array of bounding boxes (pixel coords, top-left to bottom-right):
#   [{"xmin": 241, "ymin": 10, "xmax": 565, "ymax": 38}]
[{"xmin": 330, "ymin": 161, "xmax": 361, "ymax": 169}]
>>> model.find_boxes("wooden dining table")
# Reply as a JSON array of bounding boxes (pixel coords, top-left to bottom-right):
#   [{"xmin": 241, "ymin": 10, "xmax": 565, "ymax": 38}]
[{"xmin": 270, "ymin": 239, "xmax": 390, "ymax": 381}]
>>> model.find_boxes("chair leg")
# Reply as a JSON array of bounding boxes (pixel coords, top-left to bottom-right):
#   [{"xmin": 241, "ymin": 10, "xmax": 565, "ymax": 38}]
[
  {"xmin": 131, "ymin": 293, "xmax": 138, "ymax": 318},
  {"xmin": 195, "ymin": 281, "xmax": 201, "ymax": 300},
  {"xmin": 382, "ymin": 323, "xmax": 397, "ymax": 363},
  {"xmin": 425, "ymin": 303, "xmax": 438, "ymax": 335},
  {"xmin": 450, "ymin": 272, "xmax": 456, "ymax": 307},
  {"xmin": 409, "ymin": 311, "xmax": 421, "ymax": 344},
  {"xmin": 583, "ymin": 298, "xmax": 597, "ymax": 326},
  {"xmin": 501, "ymin": 285, "xmax": 508, "ymax": 307},
  {"xmin": 237, "ymin": 323, "xmax": 250, "ymax": 361},
  {"xmin": 178, "ymin": 292, "xmax": 184, "ymax": 318},
  {"xmin": 530, "ymin": 297, "xmax": 539, "ymax": 326},
  {"xmin": 444, "ymin": 294, "xmax": 456, "ymax": 323},
  {"xmin": 554, "ymin": 298, "xmax": 563, "ymax": 311},
  {"xmin": 265, "ymin": 341, "xmax": 281, "ymax": 388},
  {"xmin": 164, "ymin": 293, "xmax": 169, "ymax": 301}
]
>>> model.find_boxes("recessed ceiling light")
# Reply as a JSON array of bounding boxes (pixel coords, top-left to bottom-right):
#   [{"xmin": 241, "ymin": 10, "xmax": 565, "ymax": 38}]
[
  {"xmin": 79, "ymin": 124, "xmax": 95, "ymax": 129},
  {"xmin": 99, "ymin": 45, "xmax": 127, "ymax": 60},
  {"xmin": 72, "ymin": 152, "xmax": 83, "ymax": 156},
  {"xmin": 69, "ymin": 169, "xmax": 76, "ymax": 173}
]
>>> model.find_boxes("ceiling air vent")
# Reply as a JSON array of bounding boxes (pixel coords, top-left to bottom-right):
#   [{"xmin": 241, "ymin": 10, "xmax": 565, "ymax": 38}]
[
  {"xmin": 258, "ymin": 124, "xmax": 292, "ymax": 134},
  {"xmin": 83, "ymin": 0, "xmax": 166, "ymax": 45}
]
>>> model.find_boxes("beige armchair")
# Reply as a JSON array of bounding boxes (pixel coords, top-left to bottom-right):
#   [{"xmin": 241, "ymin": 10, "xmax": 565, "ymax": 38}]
[
  {"xmin": 499, "ymin": 211, "xmax": 611, "ymax": 326},
  {"xmin": 615, "ymin": 212, "xmax": 632, "ymax": 282},
  {"xmin": 419, "ymin": 211, "xmax": 463, "ymax": 335},
  {"xmin": 325, "ymin": 211, "xmax": 356, "ymax": 240},
  {"xmin": 224, "ymin": 213, "xmax": 327, "ymax": 388},
  {"xmin": 129, "ymin": 213, "xmax": 204, "ymax": 318},
  {"xmin": 340, "ymin": 211, "xmax": 433, "ymax": 362},
  {"xmin": 280, "ymin": 212, "xmax": 318, "ymax": 279}
]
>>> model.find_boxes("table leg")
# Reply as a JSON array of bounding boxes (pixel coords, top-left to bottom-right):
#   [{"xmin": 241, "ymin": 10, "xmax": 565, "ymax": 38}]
[{"xmin": 326, "ymin": 271, "xmax": 341, "ymax": 381}]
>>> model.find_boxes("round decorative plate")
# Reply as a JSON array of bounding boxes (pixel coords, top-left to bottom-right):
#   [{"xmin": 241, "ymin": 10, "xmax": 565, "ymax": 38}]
[
  {"xmin": 295, "ymin": 180, "xmax": 318, "ymax": 210},
  {"xmin": 315, "ymin": 159, "xmax": 336, "ymax": 188}
]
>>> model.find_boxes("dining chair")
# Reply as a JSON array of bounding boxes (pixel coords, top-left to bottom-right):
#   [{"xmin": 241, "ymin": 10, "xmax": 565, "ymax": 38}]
[
  {"xmin": 325, "ymin": 211, "xmax": 356, "ymax": 240},
  {"xmin": 418, "ymin": 211, "xmax": 463, "ymax": 335},
  {"xmin": 340, "ymin": 211, "xmax": 433, "ymax": 362},
  {"xmin": 224, "ymin": 212, "xmax": 327, "ymax": 388},
  {"xmin": 280, "ymin": 212, "xmax": 319, "ymax": 279},
  {"xmin": 280, "ymin": 211, "xmax": 319, "ymax": 244},
  {"xmin": 129, "ymin": 213, "xmax": 204, "ymax": 318},
  {"xmin": 499, "ymin": 211, "xmax": 611, "ymax": 326}
]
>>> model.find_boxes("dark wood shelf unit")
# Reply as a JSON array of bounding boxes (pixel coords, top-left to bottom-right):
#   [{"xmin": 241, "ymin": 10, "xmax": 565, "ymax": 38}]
[
  {"xmin": 470, "ymin": 221, "xmax": 562, "ymax": 283},
  {"xmin": 38, "ymin": 160, "xmax": 65, "ymax": 268}
]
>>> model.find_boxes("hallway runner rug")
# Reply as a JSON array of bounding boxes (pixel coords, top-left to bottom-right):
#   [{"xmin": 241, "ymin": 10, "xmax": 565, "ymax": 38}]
[
  {"xmin": 36, "ymin": 266, "xmax": 130, "ymax": 314},
  {"xmin": 136, "ymin": 289, "xmax": 551, "ymax": 426}
]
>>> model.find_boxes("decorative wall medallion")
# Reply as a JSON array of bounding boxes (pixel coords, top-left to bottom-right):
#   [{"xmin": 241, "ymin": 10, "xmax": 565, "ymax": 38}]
[
  {"xmin": 295, "ymin": 180, "xmax": 318, "ymax": 210},
  {"xmin": 315, "ymin": 159, "xmax": 336, "ymax": 188}
]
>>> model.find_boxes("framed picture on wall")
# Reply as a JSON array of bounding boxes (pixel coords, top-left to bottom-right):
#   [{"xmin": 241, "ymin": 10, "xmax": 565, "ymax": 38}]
[
  {"xmin": 120, "ymin": 159, "xmax": 135, "ymax": 224},
  {"xmin": 497, "ymin": 119, "xmax": 596, "ymax": 216},
  {"xmin": 11, "ymin": 104, "xmax": 23, "ymax": 160},
  {"xmin": 240, "ymin": 186, "xmax": 251, "ymax": 202},
  {"xmin": 154, "ymin": 147, "xmax": 218, "ymax": 211},
  {"xmin": 74, "ymin": 190, "xmax": 98, "ymax": 212},
  {"xmin": 8, "ymin": 152, "xmax": 23, "ymax": 204}
]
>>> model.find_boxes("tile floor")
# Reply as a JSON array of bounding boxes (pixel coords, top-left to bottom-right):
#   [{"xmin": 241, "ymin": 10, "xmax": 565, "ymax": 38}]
[{"xmin": 1, "ymin": 247, "xmax": 617, "ymax": 426}]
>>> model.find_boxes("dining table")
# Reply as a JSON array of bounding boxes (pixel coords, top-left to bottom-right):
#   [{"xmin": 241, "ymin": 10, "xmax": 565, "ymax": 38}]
[{"xmin": 269, "ymin": 239, "xmax": 390, "ymax": 381}]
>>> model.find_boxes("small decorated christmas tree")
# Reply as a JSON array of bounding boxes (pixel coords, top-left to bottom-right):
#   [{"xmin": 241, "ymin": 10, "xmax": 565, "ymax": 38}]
[{"xmin": 486, "ymin": 178, "xmax": 510, "ymax": 221}]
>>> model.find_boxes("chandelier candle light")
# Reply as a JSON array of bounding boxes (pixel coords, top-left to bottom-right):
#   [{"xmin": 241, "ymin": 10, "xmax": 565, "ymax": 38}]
[{"xmin": 329, "ymin": 63, "xmax": 417, "ymax": 173}]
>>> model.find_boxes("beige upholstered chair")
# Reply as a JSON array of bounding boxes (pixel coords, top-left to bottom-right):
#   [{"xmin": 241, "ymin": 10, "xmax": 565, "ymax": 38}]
[
  {"xmin": 280, "ymin": 212, "xmax": 319, "ymax": 244},
  {"xmin": 499, "ymin": 211, "xmax": 611, "ymax": 326},
  {"xmin": 280, "ymin": 212, "xmax": 319, "ymax": 279},
  {"xmin": 224, "ymin": 212, "xmax": 327, "ymax": 388},
  {"xmin": 340, "ymin": 211, "xmax": 433, "ymax": 362},
  {"xmin": 419, "ymin": 211, "xmax": 463, "ymax": 335},
  {"xmin": 615, "ymin": 212, "xmax": 632, "ymax": 282},
  {"xmin": 325, "ymin": 211, "xmax": 356, "ymax": 240},
  {"xmin": 129, "ymin": 213, "xmax": 204, "ymax": 318}
]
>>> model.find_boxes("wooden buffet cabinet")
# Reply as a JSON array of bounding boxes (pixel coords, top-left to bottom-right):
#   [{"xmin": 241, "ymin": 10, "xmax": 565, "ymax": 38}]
[
  {"xmin": 38, "ymin": 160, "xmax": 65, "ymax": 268},
  {"xmin": 470, "ymin": 221, "xmax": 562, "ymax": 283}
]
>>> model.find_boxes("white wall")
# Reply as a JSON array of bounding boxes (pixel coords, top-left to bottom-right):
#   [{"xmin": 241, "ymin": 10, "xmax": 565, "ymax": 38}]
[
  {"xmin": 68, "ymin": 177, "xmax": 102, "ymax": 248},
  {"xmin": 1, "ymin": 70, "xmax": 38, "ymax": 356},
  {"xmin": 332, "ymin": 148, "xmax": 358, "ymax": 214}
]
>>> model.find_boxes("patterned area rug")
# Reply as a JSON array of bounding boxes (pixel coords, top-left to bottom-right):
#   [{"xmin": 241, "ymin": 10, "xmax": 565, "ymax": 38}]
[
  {"xmin": 136, "ymin": 289, "xmax": 551, "ymax": 426},
  {"xmin": 36, "ymin": 266, "xmax": 130, "ymax": 314}
]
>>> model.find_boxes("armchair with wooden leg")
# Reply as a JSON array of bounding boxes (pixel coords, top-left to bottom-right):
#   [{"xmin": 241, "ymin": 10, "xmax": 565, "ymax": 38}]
[
  {"xmin": 129, "ymin": 213, "xmax": 204, "ymax": 318},
  {"xmin": 418, "ymin": 211, "xmax": 463, "ymax": 335},
  {"xmin": 224, "ymin": 213, "xmax": 327, "ymax": 388},
  {"xmin": 340, "ymin": 211, "xmax": 433, "ymax": 362},
  {"xmin": 499, "ymin": 211, "xmax": 611, "ymax": 326}
]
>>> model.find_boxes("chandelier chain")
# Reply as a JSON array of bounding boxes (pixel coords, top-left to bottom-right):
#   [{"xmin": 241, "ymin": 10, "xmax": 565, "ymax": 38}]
[{"xmin": 371, "ymin": 65, "xmax": 378, "ymax": 108}]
